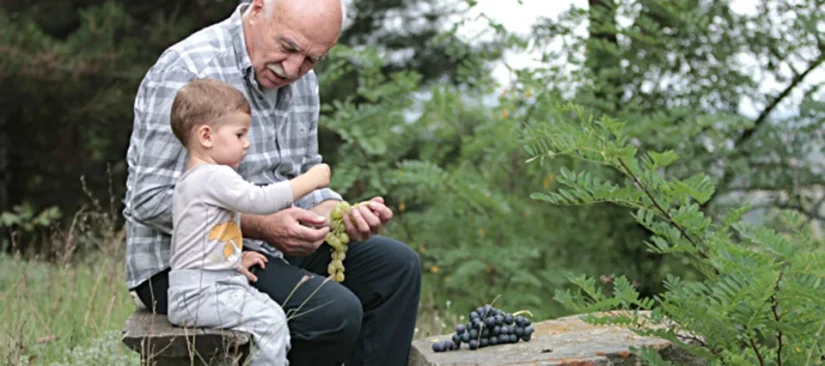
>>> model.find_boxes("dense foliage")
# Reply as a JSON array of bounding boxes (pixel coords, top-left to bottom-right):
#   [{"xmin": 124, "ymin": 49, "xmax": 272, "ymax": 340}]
[{"xmin": 526, "ymin": 103, "xmax": 825, "ymax": 364}]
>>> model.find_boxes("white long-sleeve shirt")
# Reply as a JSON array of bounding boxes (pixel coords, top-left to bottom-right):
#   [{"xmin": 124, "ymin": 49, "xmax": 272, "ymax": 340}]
[{"xmin": 170, "ymin": 164, "xmax": 293, "ymax": 272}]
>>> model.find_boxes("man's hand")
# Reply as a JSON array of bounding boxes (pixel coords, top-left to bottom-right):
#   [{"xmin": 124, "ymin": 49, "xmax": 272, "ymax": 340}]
[
  {"xmin": 242, "ymin": 207, "xmax": 331, "ymax": 256},
  {"xmin": 343, "ymin": 196, "xmax": 393, "ymax": 242},
  {"xmin": 238, "ymin": 251, "xmax": 268, "ymax": 282}
]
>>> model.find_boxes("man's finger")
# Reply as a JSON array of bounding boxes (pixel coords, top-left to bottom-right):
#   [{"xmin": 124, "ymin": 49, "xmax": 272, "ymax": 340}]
[
  {"xmin": 343, "ymin": 213, "xmax": 363, "ymax": 242},
  {"xmin": 358, "ymin": 206, "xmax": 382, "ymax": 232},
  {"xmin": 294, "ymin": 224, "xmax": 330, "ymax": 243},
  {"xmin": 292, "ymin": 208, "xmax": 328, "ymax": 227},
  {"xmin": 348, "ymin": 208, "xmax": 371, "ymax": 235},
  {"xmin": 368, "ymin": 201, "xmax": 393, "ymax": 222}
]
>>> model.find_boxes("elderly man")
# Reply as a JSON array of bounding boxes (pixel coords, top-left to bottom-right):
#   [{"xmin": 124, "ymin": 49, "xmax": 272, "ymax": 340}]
[{"xmin": 122, "ymin": 0, "xmax": 422, "ymax": 364}]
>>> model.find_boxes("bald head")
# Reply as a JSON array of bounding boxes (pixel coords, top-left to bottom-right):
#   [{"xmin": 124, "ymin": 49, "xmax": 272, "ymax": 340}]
[
  {"xmin": 262, "ymin": 0, "xmax": 346, "ymax": 31},
  {"xmin": 242, "ymin": 0, "xmax": 344, "ymax": 89}
]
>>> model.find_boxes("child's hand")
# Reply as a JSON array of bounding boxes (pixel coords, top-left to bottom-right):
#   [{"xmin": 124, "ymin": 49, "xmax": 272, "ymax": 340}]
[
  {"xmin": 238, "ymin": 251, "xmax": 268, "ymax": 282},
  {"xmin": 306, "ymin": 163, "xmax": 331, "ymax": 189}
]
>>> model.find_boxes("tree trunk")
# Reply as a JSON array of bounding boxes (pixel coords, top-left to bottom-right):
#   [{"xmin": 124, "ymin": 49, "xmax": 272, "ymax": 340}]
[
  {"xmin": 0, "ymin": 110, "xmax": 8, "ymax": 251},
  {"xmin": 586, "ymin": 0, "xmax": 621, "ymax": 111}
]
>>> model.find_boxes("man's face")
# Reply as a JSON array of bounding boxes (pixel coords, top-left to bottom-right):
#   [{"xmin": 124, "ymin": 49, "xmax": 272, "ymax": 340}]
[{"xmin": 244, "ymin": 0, "xmax": 341, "ymax": 89}]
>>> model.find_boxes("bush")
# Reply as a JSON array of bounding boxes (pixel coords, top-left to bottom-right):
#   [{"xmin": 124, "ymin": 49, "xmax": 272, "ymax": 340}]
[{"xmin": 524, "ymin": 103, "xmax": 825, "ymax": 365}]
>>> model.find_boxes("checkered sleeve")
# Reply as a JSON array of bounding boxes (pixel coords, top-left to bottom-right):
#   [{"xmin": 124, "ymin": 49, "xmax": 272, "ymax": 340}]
[{"xmin": 125, "ymin": 62, "xmax": 195, "ymax": 234}]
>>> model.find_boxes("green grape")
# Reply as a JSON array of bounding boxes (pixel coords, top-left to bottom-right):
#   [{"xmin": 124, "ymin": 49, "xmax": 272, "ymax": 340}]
[{"xmin": 326, "ymin": 201, "xmax": 368, "ymax": 282}]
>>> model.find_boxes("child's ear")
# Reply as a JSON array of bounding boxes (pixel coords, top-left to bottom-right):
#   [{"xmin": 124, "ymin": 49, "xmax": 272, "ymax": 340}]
[{"xmin": 196, "ymin": 125, "xmax": 213, "ymax": 148}]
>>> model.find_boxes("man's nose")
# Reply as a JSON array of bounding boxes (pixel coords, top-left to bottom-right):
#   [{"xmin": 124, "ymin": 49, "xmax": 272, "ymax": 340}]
[{"xmin": 282, "ymin": 55, "xmax": 305, "ymax": 78}]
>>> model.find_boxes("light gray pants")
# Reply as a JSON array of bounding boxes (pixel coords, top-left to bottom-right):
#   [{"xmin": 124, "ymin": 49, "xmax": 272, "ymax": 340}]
[{"xmin": 167, "ymin": 269, "xmax": 290, "ymax": 366}]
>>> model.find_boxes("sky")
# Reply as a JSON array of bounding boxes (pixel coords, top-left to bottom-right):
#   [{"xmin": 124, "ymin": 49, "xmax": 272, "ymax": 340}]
[{"xmin": 451, "ymin": 0, "xmax": 824, "ymax": 118}]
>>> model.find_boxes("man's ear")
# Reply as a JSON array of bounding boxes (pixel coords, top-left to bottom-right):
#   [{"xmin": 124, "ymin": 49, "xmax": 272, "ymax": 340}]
[
  {"xmin": 249, "ymin": 0, "xmax": 265, "ymax": 19},
  {"xmin": 196, "ymin": 125, "xmax": 214, "ymax": 149}
]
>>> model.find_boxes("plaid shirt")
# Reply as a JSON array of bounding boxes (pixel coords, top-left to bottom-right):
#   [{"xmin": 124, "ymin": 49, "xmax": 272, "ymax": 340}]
[{"xmin": 122, "ymin": 3, "xmax": 342, "ymax": 290}]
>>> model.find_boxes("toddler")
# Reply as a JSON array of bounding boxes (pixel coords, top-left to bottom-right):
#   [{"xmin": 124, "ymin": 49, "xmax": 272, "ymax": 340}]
[{"xmin": 165, "ymin": 78, "xmax": 330, "ymax": 365}]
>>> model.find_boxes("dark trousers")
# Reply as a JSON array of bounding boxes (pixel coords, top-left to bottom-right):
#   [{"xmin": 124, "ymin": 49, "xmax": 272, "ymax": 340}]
[{"xmin": 134, "ymin": 235, "xmax": 422, "ymax": 366}]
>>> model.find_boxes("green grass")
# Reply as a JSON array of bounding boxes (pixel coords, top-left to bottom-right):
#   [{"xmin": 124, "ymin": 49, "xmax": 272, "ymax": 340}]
[
  {"xmin": 0, "ymin": 251, "xmax": 458, "ymax": 365},
  {"xmin": 0, "ymin": 191, "xmax": 458, "ymax": 364},
  {"xmin": 0, "ymin": 251, "xmax": 138, "ymax": 365},
  {"xmin": 0, "ymin": 180, "xmax": 463, "ymax": 364},
  {"xmin": 0, "ymin": 244, "xmax": 460, "ymax": 365}
]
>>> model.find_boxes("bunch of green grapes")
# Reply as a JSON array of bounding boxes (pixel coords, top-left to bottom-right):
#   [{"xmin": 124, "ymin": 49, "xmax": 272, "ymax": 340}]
[{"xmin": 326, "ymin": 201, "xmax": 367, "ymax": 282}]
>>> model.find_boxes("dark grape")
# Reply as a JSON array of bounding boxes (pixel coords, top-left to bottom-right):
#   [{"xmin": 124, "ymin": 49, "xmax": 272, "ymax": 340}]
[
  {"xmin": 468, "ymin": 340, "xmax": 478, "ymax": 350},
  {"xmin": 485, "ymin": 317, "xmax": 496, "ymax": 328},
  {"xmin": 447, "ymin": 305, "xmax": 537, "ymax": 352},
  {"xmin": 432, "ymin": 342, "xmax": 445, "ymax": 352}
]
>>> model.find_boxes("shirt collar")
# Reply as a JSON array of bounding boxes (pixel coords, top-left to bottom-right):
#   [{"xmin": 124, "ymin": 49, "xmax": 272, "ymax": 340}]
[{"xmin": 229, "ymin": 4, "xmax": 254, "ymax": 77}]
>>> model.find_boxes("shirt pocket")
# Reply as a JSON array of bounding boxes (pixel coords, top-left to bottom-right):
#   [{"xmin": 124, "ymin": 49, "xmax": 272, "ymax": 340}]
[{"xmin": 277, "ymin": 112, "xmax": 312, "ymax": 159}]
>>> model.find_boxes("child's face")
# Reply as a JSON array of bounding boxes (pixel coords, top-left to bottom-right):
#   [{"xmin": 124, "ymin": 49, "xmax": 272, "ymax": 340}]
[{"xmin": 208, "ymin": 112, "xmax": 251, "ymax": 169}]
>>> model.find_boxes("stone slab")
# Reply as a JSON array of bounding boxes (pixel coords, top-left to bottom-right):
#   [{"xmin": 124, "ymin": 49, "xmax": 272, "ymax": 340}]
[
  {"xmin": 121, "ymin": 310, "xmax": 250, "ymax": 365},
  {"xmin": 409, "ymin": 311, "xmax": 707, "ymax": 366}
]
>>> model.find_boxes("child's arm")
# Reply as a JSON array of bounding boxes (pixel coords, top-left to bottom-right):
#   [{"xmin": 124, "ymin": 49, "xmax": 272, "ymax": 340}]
[
  {"xmin": 288, "ymin": 164, "xmax": 331, "ymax": 200},
  {"xmin": 203, "ymin": 164, "xmax": 330, "ymax": 215}
]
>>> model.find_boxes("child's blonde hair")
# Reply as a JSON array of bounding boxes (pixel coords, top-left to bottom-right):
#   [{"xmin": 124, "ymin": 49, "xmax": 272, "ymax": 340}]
[{"xmin": 170, "ymin": 78, "xmax": 251, "ymax": 145}]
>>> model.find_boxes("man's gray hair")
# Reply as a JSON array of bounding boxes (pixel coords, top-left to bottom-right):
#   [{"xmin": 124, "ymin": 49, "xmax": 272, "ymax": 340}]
[{"xmin": 242, "ymin": 0, "xmax": 347, "ymax": 26}]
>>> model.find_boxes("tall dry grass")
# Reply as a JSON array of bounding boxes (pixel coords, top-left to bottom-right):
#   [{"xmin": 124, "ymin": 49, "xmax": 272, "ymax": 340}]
[{"xmin": 0, "ymin": 175, "xmax": 455, "ymax": 365}]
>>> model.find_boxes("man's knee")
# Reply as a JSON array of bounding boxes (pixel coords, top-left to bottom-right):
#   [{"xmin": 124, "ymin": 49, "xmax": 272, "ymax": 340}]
[
  {"xmin": 300, "ymin": 280, "xmax": 362, "ymax": 340},
  {"xmin": 375, "ymin": 235, "xmax": 422, "ymax": 282},
  {"xmin": 331, "ymin": 285, "xmax": 363, "ymax": 336}
]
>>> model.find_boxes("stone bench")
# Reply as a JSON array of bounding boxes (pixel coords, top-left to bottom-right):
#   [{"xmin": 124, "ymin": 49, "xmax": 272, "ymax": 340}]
[
  {"xmin": 121, "ymin": 310, "xmax": 251, "ymax": 366},
  {"xmin": 408, "ymin": 311, "xmax": 707, "ymax": 366}
]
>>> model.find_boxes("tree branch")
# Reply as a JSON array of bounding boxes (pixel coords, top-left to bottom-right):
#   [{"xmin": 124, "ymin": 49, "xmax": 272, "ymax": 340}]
[
  {"xmin": 737, "ymin": 52, "xmax": 825, "ymax": 149},
  {"xmin": 617, "ymin": 158, "xmax": 710, "ymax": 260},
  {"xmin": 705, "ymin": 51, "xmax": 825, "ymax": 209},
  {"xmin": 772, "ymin": 270, "xmax": 785, "ymax": 366},
  {"xmin": 750, "ymin": 337, "xmax": 766, "ymax": 366}
]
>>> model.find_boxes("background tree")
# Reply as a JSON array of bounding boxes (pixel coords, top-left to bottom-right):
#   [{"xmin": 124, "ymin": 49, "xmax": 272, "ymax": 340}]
[{"xmin": 0, "ymin": 0, "xmax": 498, "ymax": 254}]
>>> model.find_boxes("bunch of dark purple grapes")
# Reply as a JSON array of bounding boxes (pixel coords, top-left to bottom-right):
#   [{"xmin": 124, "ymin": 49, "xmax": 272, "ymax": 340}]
[{"xmin": 432, "ymin": 304, "xmax": 535, "ymax": 352}]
